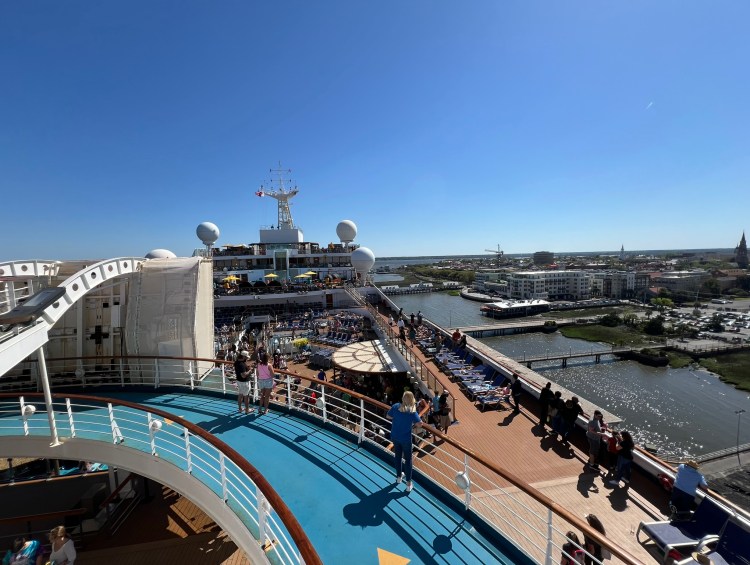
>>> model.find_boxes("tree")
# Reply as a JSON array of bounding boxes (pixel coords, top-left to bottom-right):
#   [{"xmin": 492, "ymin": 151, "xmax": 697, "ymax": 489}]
[
  {"xmin": 701, "ymin": 279, "xmax": 721, "ymax": 298},
  {"xmin": 643, "ymin": 317, "xmax": 665, "ymax": 335},
  {"xmin": 707, "ymin": 314, "xmax": 724, "ymax": 333},
  {"xmin": 651, "ymin": 297, "xmax": 674, "ymax": 312},
  {"xmin": 600, "ymin": 312, "xmax": 621, "ymax": 327}
]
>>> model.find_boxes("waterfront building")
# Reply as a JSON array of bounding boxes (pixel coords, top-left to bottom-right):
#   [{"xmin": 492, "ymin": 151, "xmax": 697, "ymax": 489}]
[
  {"xmin": 652, "ymin": 270, "xmax": 711, "ymax": 293},
  {"xmin": 532, "ymin": 251, "xmax": 554, "ymax": 266},
  {"xmin": 473, "ymin": 270, "xmax": 508, "ymax": 295},
  {"xmin": 507, "ymin": 270, "xmax": 592, "ymax": 301},
  {"xmin": 590, "ymin": 271, "xmax": 635, "ymax": 299},
  {"xmin": 734, "ymin": 232, "xmax": 748, "ymax": 269}
]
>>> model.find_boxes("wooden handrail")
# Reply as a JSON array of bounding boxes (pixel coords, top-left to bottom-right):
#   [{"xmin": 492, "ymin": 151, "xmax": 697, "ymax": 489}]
[
  {"xmin": 99, "ymin": 473, "xmax": 134, "ymax": 510},
  {"xmin": 0, "ymin": 469, "xmax": 107, "ymax": 490},
  {"xmin": 0, "ymin": 507, "xmax": 86, "ymax": 526},
  {"xmin": 0, "ymin": 392, "xmax": 322, "ymax": 565}
]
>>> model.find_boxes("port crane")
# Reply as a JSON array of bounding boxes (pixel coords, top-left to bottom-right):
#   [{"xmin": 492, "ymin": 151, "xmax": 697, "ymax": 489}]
[{"xmin": 485, "ymin": 244, "xmax": 504, "ymax": 258}]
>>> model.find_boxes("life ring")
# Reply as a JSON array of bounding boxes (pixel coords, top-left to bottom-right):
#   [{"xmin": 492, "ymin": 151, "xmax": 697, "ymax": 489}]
[{"xmin": 658, "ymin": 473, "xmax": 674, "ymax": 492}]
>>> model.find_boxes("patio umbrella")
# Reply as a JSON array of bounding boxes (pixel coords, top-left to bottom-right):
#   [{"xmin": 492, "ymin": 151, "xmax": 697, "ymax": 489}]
[
  {"xmin": 264, "ymin": 273, "xmax": 278, "ymax": 278},
  {"xmin": 303, "ymin": 271, "xmax": 317, "ymax": 276},
  {"xmin": 222, "ymin": 275, "xmax": 240, "ymax": 282},
  {"xmin": 294, "ymin": 274, "xmax": 310, "ymax": 279}
]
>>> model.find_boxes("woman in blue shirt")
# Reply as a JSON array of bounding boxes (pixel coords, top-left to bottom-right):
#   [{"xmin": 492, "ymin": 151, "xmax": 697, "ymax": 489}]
[{"xmin": 387, "ymin": 391, "xmax": 422, "ymax": 493}]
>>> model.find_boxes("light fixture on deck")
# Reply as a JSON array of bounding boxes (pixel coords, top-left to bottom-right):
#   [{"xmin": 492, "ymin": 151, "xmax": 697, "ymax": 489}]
[
  {"xmin": 455, "ymin": 471, "xmax": 471, "ymax": 491},
  {"xmin": 22, "ymin": 405, "xmax": 37, "ymax": 417},
  {"xmin": 149, "ymin": 419, "xmax": 163, "ymax": 433}
]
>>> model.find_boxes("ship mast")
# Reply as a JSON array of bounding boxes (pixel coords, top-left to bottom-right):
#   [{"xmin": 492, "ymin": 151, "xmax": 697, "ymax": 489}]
[{"xmin": 257, "ymin": 164, "xmax": 299, "ymax": 230}]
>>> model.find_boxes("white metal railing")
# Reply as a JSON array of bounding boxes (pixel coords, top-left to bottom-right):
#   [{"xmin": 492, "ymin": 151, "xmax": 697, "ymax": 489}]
[
  {"xmin": 0, "ymin": 357, "xmax": 641, "ymax": 565},
  {"xmin": 0, "ymin": 393, "xmax": 318, "ymax": 565}
]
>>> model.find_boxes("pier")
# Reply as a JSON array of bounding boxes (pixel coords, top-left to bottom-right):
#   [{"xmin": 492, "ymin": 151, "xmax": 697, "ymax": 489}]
[
  {"xmin": 513, "ymin": 345, "xmax": 667, "ymax": 368},
  {"xmin": 459, "ymin": 318, "xmax": 576, "ymax": 337}
]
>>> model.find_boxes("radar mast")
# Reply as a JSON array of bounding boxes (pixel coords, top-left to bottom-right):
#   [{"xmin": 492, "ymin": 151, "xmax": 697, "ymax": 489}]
[{"xmin": 256, "ymin": 164, "xmax": 299, "ymax": 230}]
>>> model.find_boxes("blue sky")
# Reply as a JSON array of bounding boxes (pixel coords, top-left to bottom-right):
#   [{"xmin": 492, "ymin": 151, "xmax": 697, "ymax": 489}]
[{"xmin": 2, "ymin": 1, "xmax": 748, "ymax": 260}]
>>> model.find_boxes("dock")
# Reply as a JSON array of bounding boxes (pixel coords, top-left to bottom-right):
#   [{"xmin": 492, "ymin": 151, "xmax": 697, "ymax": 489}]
[{"xmin": 459, "ymin": 318, "xmax": 576, "ymax": 336}]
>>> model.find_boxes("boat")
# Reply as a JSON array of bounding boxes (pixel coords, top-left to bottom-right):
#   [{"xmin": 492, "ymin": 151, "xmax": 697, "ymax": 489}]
[
  {"xmin": 480, "ymin": 298, "xmax": 551, "ymax": 318},
  {"xmin": 1, "ymin": 171, "xmax": 748, "ymax": 564}
]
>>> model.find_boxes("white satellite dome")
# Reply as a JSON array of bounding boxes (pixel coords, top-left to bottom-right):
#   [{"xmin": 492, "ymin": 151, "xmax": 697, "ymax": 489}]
[
  {"xmin": 196, "ymin": 222, "xmax": 220, "ymax": 245},
  {"xmin": 351, "ymin": 247, "xmax": 375, "ymax": 275},
  {"xmin": 336, "ymin": 220, "xmax": 357, "ymax": 244},
  {"xmin": 145, "ymin": 249, "xmax": 177, "ymax": 259}
]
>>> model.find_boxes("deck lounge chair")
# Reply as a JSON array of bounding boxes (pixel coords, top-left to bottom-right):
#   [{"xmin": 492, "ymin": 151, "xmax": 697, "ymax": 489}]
[
  {"xmin": 636, "ymin": 497, "xmax": 731, "ymax": 563},
  {"xmin": 675, "ymin": 517, "xmax": 750, "ymax": 565}
]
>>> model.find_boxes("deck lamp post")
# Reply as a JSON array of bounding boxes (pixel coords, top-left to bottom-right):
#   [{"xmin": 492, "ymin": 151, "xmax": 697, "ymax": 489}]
[{"xmin": 736, "ymin": 409, "xmax": 746, "ymax": 466}]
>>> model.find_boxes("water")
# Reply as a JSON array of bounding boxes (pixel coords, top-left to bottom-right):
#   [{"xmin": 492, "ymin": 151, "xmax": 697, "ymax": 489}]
[{"xmin": 390, "ymin": 293, "xmax": 750, "ymax": 459}]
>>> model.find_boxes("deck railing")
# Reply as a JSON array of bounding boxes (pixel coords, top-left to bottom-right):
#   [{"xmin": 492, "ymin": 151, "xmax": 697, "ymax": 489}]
[
  {"xmin": 0, "ymin": 355, "xmax": 643, "ymax": 565},
  {"xmin": 0, "ymin": 390, "xmax": 322, "ymax": 565}
]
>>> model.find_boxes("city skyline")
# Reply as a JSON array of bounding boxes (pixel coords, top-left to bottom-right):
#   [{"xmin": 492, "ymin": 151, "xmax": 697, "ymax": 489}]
[{"xmin": 2, "ymin": 2, "xmax": 749, "ymax": 260}]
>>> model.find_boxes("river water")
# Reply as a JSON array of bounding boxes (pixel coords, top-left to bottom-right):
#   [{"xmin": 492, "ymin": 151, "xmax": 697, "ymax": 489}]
[{"xmin": 389, "ymin": 292, "xmax": 750, "ymax": 460}]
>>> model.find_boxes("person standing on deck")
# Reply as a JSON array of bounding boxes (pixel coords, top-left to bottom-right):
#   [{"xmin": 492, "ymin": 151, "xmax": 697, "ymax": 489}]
[
  {"xmin": 538, "ymin": 382, "xmax": 553, "ymax": 428},
  {"xmin": 256, "ymin": 352, "xmax": 275, "ymax": 415},
  {"xmin": 670, "ymin": 460, "xmax": 708, "ymax": 513},
  {"xmin": 408, "ymin": 323, "xmax": 417, "ymax": 347},
  {"xmin": 387, "ymin": 391, "xmax": 422, "ymax": 493},
  {"xmin": 417, "ymin": 310, "xmax": 423, "ymax": 326},
  {"xmin": 510, "ymin": 376, "xmax": 523, "ymax": 413},
  {"xmin": 410, "ymin": 312, "xmax": 415, "ymax": 325},
  {"xmin": 234, "ymin": 351, "xmax": 254, "ymax": 414},
  {"xmin": 586, "ymin": 410, "xmax": 607, "ymax": 471},
  {"xmin": 397, "ymin": 317, "xmax": 406, "ymax": 341}
]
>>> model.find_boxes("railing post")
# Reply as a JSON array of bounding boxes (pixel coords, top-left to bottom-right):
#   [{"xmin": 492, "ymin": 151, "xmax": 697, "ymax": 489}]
[
  {"xmin": 119, "ymin": 358, "xmax": 125, "ymax": 387},
  {"xmin": 20, "ymin": 397, "xmax": 30, "ymax": 436},
  {"xmin": 184, "ymin": 429, "xmax": 193, "ymax": 474},
  {"xmin": 464, "ymin": 454, "xmax": 471, "ymax": 509},
  {"xmin": 544, "ymin": 508, "xmax": 554, "ymax": 565},
  {"xmin": 148, "ymin": 413, "xmax": 157, "ymax": 456},
  {"xmin": 189, "ymin": 361, "xmax": 195, "ymax": 391},
  {"xmin": 358, "ymin": 398, "xmax": 365, "ymax": 444},
  {"xmin": 321, "ymin": 386, "xmax": 327, "ymax": 423},
  {"xmin": 154, "ymin": 358, "xmax": 160, "ymax": 389},
  {"xmin": 257, "ymin": 488, "xmax": 270, "ymax": 551},
  {"xmin": 221, "ymin": 363, "xmax": 226, "ymax": 395},
  {"xmin": 108, "ymin": 403, "xmax": 123, "ymax": 444},
  {"xmin": 66, "ymin": 398, "xmax": 76, "ymax": 438},
  {"xmin": 286, "ymin": 375, "xmax": 293, "ymax": 409},
  {"xmin": 220, "ymin": 453, "xmax": 228, "ymax": 503}
]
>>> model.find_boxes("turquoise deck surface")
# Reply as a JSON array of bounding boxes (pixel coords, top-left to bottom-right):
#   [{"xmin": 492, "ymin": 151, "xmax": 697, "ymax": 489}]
[{"xmin": 3, "ymin": 391, "xmax": 525, "ymax": 564}]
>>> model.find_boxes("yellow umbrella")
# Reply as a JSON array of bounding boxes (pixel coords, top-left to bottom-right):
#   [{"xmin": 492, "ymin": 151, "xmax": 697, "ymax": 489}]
[
  {"xmin": 264, "ymin": 273, "xmax": 278, "ymax": 278},
  {"xmin": 222, "ymin": 275, "xmax": 240, "ymax": 282},
  {"xmin": 295, "ymin": 273, "xmax": 310, "ymax": 278},
  {"xmin": 303, "ymin": 271, "xmax": 317, "ymax": 276}
]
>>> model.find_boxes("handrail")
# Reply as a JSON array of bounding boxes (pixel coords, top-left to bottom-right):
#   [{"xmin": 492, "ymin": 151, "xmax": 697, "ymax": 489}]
[
  {"xmin": 0, "ymin": 391, "xmax": 322, "ymax": 565},
  {"xmin": 99, "ymin": 473, "xmax": 135, "ymax": 510},
  {"xmin": 0, "ymin": 506, "xmax": 87, "ymax": 526}
]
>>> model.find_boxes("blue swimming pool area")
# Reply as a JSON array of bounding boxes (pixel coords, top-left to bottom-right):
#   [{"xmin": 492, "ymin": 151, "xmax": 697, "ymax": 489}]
[{"xmin": 0, "ymin": 390, "xmax": 529, "ymax": 565}]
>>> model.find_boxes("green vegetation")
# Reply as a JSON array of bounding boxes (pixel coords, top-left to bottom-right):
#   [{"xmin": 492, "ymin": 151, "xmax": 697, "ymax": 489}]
[
  {"xmin": 559, "ymin": 324, "xmax": 648, "ymax": 346},
  {"xmin": 410, "ymin": 266, "xmax": 474, "ymax": 285},
  {"xmin": 699, "ymin": 352, "xmax": 750, "ymax": 392},
  {"xmin": 665, "ymin": 351, "xmax": 693, "ymax": 369},
  {"xmin": 447, "ymin": 290, "xmax": 461, "ymax": 296},
  {"xmin": 548, "ymin": 307, "xmax": 637, "ymax": 320}
]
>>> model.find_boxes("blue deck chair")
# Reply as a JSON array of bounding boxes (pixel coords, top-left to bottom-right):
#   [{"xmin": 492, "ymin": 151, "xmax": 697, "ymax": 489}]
[
  {"xmin": 676, "ymin": 516, "xmax": 750, "ymax": 565},
  {"xmin": 636, "ymin": 497, "xmax": 731, "ymax": 564}
]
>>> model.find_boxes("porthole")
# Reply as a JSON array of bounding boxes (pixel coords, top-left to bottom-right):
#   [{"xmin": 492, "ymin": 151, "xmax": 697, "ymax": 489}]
[
  {"xmin": 91, "ymin": 272, "xmax": 97, "ymax": 279},
  {"xmin": 72, "ymin": 283, "xmax": 79, "ymax": 292},
  {"xmin": 107, "ymin": 265, "xmax": 113, "ymax": 272},
  {"xmin": 21, "ymin": 265, "xmax": 28, "ymax": 272}
]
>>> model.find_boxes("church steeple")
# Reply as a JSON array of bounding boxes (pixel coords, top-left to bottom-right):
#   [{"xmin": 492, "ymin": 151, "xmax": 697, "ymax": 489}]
[{"xmin": 735, "ymin": 231, "xmax": 748, "ymax": 269}]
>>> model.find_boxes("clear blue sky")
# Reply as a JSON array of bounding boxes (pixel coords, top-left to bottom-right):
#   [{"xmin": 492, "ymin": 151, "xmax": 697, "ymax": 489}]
[{"xmin": 2, "ymin": 1, "xmax": 748, "ymax": 260}]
